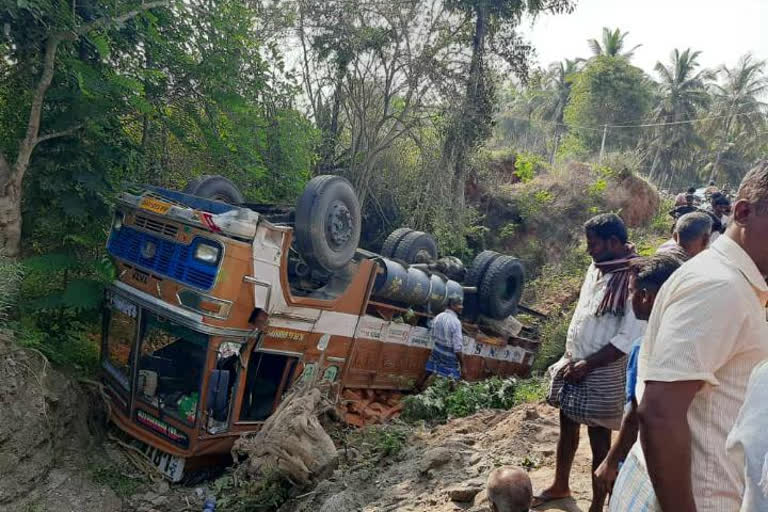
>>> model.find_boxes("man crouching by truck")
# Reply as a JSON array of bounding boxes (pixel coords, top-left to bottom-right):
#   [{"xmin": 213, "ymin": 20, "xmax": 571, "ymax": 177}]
[{"xmin": 420, "ymin": 298, "xmax": 465, "ymax": 387}]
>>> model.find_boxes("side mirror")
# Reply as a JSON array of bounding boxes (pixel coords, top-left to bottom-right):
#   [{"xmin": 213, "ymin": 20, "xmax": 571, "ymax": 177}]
[{"xmin": 206, "ymin": 369, "xmax": 231, "ymax": 421}]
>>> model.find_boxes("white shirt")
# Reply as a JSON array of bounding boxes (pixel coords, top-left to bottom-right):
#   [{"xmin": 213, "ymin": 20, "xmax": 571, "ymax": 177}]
[
  {"xmin": 564, "ymin": 263, "xmax": 645, "ymax": 359},
  {"xmin": 430, "ymin": 309, "xmax": 463, "ymax": 352},
  {"xmin": 628, "ymin": 235, "xmax": 768, "ymax": 511},
  {"xmin": 726, "ymin": 361, "xmax": 768, "ymax": 512}
]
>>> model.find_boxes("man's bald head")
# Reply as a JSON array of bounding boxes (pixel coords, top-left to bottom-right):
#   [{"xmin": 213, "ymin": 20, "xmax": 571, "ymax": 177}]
[{"xmin": 487, "ymin": 466, "xmax": 532, "ymax": 512}]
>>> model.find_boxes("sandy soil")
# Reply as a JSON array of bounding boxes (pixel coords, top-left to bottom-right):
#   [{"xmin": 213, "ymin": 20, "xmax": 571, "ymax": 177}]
[{"xmin": 286, "ymin": 403, "xmax": 597, "ymax": 512}]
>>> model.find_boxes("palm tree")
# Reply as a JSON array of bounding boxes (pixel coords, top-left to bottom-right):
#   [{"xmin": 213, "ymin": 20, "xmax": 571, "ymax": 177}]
[
  {"xmin": 588, "ymin": 27, "xmax": 641, "ymax": 60},
  {"xmin": 708, "ymin": 53, "xmax": 768, "ymax": 182},
  {"xmin": 535, "ymin": 59, "xmax": 583, "ymax": 162},
  {"xmin": 648, "ymin": 48, "xmax": 712, "ymax": 184}
]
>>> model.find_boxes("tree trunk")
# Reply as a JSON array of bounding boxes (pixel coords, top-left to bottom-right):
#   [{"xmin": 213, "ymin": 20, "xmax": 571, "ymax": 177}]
[
  {"xmin": 648, "ymin": 146, "xmax": 661, "ymax": 182},
  {"xmin": 0, "ymin": 2, "xmax": 168, "ymax": 257},
  {"xmin": 446, "ymin": 5, "xmax": 488, "ymax": 214},
  {"xmin": 0, "ymin": 179, "xmax": 22, "ymax": 258}
]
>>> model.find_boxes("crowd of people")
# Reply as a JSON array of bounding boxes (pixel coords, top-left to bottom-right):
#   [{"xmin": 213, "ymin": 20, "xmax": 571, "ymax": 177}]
[
  {"xmin": 528, "ymin": 164, "xmax": 768, "ymax": 512},
  {"xmin": 425, "ymin": 167, "xmax": 768, "ymax": 511}
]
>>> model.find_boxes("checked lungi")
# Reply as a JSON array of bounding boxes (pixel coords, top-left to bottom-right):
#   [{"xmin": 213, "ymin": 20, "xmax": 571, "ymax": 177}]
[{"xmin": 609, "ymin": 451, "xmax": 660, "ymax": 512}]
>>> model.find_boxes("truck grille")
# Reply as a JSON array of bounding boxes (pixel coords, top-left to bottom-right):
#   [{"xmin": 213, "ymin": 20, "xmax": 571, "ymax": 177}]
[
  {"xmin": 108, "ymin": 227, "xmax": 217, "ymax": 290},
  {"xmin": 134, "ymin": 214, "xmax": 179, "ymax": 238}
]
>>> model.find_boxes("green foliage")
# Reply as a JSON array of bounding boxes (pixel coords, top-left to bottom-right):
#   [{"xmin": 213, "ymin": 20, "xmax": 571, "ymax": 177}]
[
  {"xmin": 214, "ymin": 469, "xmax": 292, "ymax": 512},
  {"xmin": 514, "ymin": 152, "xmax": 546, "ymax": 183},
  {"xmin": 348, "ymin": 424, "xmax": 409, "ymax": 461},
  {"xmin": 88, "ymin": 462, "xmax": 143, "ymax": 498},
  {"xmin": 0, "ymin": 254, "xmax": 24, "ymax": 326},
  {"xmin": 564, "ymin": 56, "xmax": 653, "ymax": 152},
  {"xmin": 401, "ymin": 376, "xmax": 542, "ymax": 423},
  {"xmin": 532, "ymin": 305, "xmax": 574, "ymax": 374}
]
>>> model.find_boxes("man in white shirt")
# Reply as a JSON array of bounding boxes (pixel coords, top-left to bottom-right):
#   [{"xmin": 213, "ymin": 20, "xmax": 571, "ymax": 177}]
[
  {"xmin": 535, "ymin": 213, "xmax": 645, "ymax": 512},
  {"xmin": 656, "ymin": 211, "xmax": 711, "ymax": 261},
  {"xmin": 726, "ymin": 361, "xmax": 768, "ymax": 512},
  {"xmin": 610, "ymin": 160, "xmax": 768, "ymax": 512}
]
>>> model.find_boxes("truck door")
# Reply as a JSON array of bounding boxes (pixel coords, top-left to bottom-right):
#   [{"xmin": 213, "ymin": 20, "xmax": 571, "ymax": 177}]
[{"xmin": 238, "ymin": 348, "xmax": 298, "ymax": 422}]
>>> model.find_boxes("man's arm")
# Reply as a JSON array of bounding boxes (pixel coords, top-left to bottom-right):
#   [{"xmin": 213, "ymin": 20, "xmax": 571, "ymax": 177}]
[
  {"xmin": 563, "ymin": 343, "xmax": 624, "ymax": 382},
  {"xmin": 594, "ymin": 400, "xmax": 639, "ymax": 494},
  {"xmin": 638, "ymin": 380, "xmax": 703, "ymax": 512}
]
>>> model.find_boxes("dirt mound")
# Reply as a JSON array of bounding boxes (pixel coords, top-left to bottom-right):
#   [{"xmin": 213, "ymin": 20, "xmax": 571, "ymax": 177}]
[
  {"xmin": 607, "ymin": 173, "xmax": 659, "ymax": 228},
  {"xmin": 0, "ymin": 334, "xmax": 121, "ymax": 511},
  {"xmin": 284, "ymin": 403, "xmax": 595, "ymax": 512}
]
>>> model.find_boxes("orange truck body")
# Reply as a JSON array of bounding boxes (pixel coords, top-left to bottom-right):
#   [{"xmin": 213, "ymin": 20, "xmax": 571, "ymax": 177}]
[{"xmin": 100, "ymin": 186, "xmax": 539, "ymax": 477}]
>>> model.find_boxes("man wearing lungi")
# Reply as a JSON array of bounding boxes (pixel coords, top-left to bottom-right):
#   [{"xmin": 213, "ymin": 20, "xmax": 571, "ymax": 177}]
[
  {"xmin": 534, "ymin": 213, "xmax": 645, "ymax": 512},
  {"xmin": 424, "ymin": 297, "xmax": 465, "ymax": 381}
]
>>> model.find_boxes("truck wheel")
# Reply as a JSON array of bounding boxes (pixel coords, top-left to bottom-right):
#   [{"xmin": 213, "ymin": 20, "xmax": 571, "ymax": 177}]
[
  {"xmin": 463, "ymin": 250, "xmax": 502, "ymax": 318},
  {"xmin": 182, "ymin": 175, "xmax": 244, "ymax": 204},
  {"xmin": 392, "ymin": 231, "xmax": 438, "ymax": 264},
  {"xmin": 295, "ymin": 175, "xmax": 361, "ymax": 272},
  {"xmin": 479, "ymin": 256, "xmax": 525, "ymax": 319},
  {"xmin": 380, "ymin": 228, "xmax": 413, "ymax": 258}
]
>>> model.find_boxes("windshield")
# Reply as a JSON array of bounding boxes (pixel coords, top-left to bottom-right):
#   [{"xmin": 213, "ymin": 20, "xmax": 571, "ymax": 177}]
[
  {"xmin": 103, "ymin": 297, "xmax": 139, "ymax": 393},
  {"xmin": 137, "ymin": 313, "xmax": 208, "ymax": 426}
]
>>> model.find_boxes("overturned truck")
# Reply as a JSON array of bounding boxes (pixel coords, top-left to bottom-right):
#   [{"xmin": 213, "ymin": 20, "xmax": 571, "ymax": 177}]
[{"xmin": 100, "ymin": 175, "xmax": 537, "ymax": 481}]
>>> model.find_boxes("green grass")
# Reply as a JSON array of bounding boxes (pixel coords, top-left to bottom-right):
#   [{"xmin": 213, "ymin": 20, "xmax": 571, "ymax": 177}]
[
  {"xmin": 88, "ymin": 462, "xmax": 144, "ymax": 497},
  {"xmin": 512, "ymin": 376, "xmax": 548, "ymax": 403},
  {"xmin": 350, "ymin": 424, "xmax": 409, "ymax": 461}
]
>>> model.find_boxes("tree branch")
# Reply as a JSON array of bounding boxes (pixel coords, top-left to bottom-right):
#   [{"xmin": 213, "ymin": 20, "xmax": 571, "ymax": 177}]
[
  {"xmin": 75, "ymin": 1, "xmax": 171, "ymax": 36},
  {"xmin": 34, "ymin": 125, "xmax": 83, "ymax": 146}
]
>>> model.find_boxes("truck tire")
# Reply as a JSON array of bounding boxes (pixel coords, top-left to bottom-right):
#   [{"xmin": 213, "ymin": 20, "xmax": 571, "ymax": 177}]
[
  {"xmin": 182, "ymin": 175, "xmax": 244, "ymax": 204},
  {"xmin": 463, "ymin": 250, "xmax": 502, "ymax": 318},
  {"xmin": 479, "ymin": 256, "xmax": 525, "ymax": 319},
  {"xmin": 392, "ymin": 231, "xmax": 438, "ymax": 264},
  {"xmin": 295, "ymin": 175, "xmax": 361, "ymax": 272},
  {"xmin": 380, "ymin": 228, "xmax": 414, "ymax": 258}
]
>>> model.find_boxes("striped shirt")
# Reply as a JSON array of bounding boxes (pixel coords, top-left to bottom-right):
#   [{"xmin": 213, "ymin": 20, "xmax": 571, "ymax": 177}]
[
  {"xmin": 622, "ymin": 235, "xmax": 768, "ymax": 511},
  {"xmin": 565, "ymin": 263, "xmax": 646, "ymax": 359}
]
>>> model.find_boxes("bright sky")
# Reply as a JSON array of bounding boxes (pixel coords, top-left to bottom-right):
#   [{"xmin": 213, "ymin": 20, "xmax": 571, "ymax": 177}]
[{"xmin": 521, "ymin": 0, "xmax": 768, "ymax": 76}]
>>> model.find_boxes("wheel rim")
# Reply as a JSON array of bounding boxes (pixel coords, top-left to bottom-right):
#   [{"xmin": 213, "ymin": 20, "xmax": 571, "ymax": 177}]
[{"xmin": 326, "ymin": 200, "xmax": 353, "ymax": 251}]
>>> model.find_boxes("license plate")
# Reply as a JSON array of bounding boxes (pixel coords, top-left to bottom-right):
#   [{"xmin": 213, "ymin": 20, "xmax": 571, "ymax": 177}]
[
  {"xmin": 138, "ymin": 442, "xmax": 186, "ymax": 482},
  {"xmin": 139, "ymin": 197, "xmax": 172, "ymax": 215}
]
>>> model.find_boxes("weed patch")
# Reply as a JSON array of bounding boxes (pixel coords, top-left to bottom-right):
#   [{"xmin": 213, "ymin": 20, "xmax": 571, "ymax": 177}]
[
  {"xmin": 401, "ymin": 376, "xmax": 543, "ymax": 423},
  {"xmin": 213, "ymin": 469, "xmax": 292, "ymax": 512},
  {"xmin": 88, "ymin": 462, "xmax": 143, "ymax": 498},
  {"xmin": 347, "ymin": 424, "xmax": 409, "ymax": 462}
]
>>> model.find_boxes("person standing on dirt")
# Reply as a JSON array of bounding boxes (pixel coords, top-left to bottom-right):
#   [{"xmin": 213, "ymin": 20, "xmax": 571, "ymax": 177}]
[
  {"xmin": 593, "ymin": 254, "xmax": 683, "ymax": 499},
  {"xmin": 534, "ymin": 213, "xmax": 645, "ymax": 512},
  {"xmin": 610, "ymin": 161, "xmax": 768, "ymax": 512},
  {"xmin": 423, "ymin": 297, "xmax": 465, "ymax": 382}
]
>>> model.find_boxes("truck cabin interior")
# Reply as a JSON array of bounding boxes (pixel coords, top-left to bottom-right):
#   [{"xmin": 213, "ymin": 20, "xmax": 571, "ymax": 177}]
[{"xmin": 103, "ymin": 293, "xmax": 300, "ymax": 434}]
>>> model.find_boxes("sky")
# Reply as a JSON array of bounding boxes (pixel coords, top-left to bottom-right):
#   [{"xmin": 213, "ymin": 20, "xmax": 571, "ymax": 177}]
[{"xmin": 521, "ymin": 0, "xmax": 768, "ymax": 76}]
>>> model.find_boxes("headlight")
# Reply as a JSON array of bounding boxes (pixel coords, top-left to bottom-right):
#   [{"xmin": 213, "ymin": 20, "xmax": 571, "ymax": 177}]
[
  {"xmin": 194, "ymin": 243, "xmax": 220, "ymax": 264},
  {"xmin": 113, "ymin": 212, "xmax": 123, "ymax": 231}
]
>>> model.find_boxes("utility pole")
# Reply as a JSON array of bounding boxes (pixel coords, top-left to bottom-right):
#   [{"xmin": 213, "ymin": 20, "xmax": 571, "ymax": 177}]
[{"xmin": 599, "ymin": 124, "xmax": 608, "ymax": 163}]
